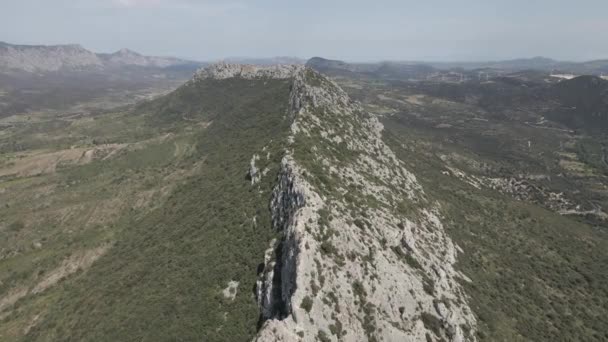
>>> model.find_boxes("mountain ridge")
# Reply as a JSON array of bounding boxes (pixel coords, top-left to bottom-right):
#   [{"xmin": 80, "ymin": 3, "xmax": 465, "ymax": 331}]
[
  {"xmin": 252, "ymin": 65, "xmax": 477, "ymax": 341},
  {"xmin": 0, "ymin": 41, "xmax": 201, "ymax": 73},
  {"xmin": 307, "ymin": 56, "xmax": 608, "ymax": 76},
  {"xmin": 0, "ymin": 63, "xmax": 478, "ymax": 341},
  {"xmin": 2, "ymin": 62, "xmax": 607, "ymax": 341}
]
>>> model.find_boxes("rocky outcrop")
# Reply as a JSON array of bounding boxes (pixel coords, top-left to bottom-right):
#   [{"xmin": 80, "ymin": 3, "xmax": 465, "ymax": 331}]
[
  {"xmin": 254, "ymin": 67, "xmax": 478, "ymax": 341},
  {"xmin": 256, "ymin": 157, "xmax": 320, "ymax": 321},
  {"xmin": 193, "ymin": 63, "xmax": 302, "ymax": 80},
  {"xmin": 248, "ymin": 154, "xmax": 261, "ymax": 185},
  {"xmin": 179, "ymin": 63, "xmax": 478, "ymax": 340}
]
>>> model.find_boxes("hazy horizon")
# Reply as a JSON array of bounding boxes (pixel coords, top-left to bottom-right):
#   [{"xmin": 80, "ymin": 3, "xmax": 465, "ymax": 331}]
[
  {"xmin": 2, "ymin": 0, "xmax": 608, "ymax": 62},
  {"xmin": 1, "ymin": 39, "xmax": 602, "ymax": 64}
]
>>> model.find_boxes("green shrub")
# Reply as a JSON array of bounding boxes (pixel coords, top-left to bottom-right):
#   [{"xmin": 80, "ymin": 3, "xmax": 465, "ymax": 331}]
[{"xmin": 300, "ymin": 296, "xmax": 313, "ymax": 313}]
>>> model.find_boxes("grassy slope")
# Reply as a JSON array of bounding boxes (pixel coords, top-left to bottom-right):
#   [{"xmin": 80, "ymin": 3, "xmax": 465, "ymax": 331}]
[
  {"xmin": 336, "ymin": 73, "xmax": 608, "ymax": 341},
  {"xmin": 0, "ymin": 67, "xmax": 194, "ymax": 117},
  {"xmin": 383, "ymin": 118, "xmax": 608, "ymax": 342},
  {"xmin": 6, "ymin": 68, "xmax": 606, "ymax": 342},
  {"xmin": 1, "ymin": 77, "xmax": 293, "ymax": 341},
  {"xmin": 0, "ymin": 108, "xmax": 182, "ymax": 340}
]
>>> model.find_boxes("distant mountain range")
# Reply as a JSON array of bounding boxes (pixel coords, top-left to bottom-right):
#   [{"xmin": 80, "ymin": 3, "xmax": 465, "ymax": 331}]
[
  {"xmin": 3, "ymin": 40, "xmax": 607, "ymax": 77},
  {"xmin": 0, "ymin": 42, "xmax": 209, "ymax": 116},
  {"xmin": 427, "ymin": 56, "xmax": 608, "ymax": 74},
  {"xmin": 0, "ymin": 41, "xmax": 203, "ymax": 73},
  {"xmin": 307, "ymin": 56, "xmax": 608, "ymax": 78}
]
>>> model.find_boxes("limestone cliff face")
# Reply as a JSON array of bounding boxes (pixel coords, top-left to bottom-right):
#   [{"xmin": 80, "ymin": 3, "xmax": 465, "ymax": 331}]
[{"xmin": 194, "ymin": 63, "xmax": 478, "ymax": 341}]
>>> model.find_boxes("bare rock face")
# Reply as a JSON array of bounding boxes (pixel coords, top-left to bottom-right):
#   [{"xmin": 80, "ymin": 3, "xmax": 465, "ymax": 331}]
[
  {"xmin": 253, "ymin": 68, "xmax": 478, "ymax": 341},
  {"xmin": 193, "ymin": 63, "xmax": 302, "ymax": 80},
  {"xmin": 222, "ymin": 281, "xmax": 240, "ymax": 301}
]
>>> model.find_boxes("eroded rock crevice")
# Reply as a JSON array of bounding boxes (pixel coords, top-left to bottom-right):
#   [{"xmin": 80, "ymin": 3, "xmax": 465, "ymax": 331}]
[{"xmin": 256, "ymin": 159, "xmax": 305, "ymax": 322}]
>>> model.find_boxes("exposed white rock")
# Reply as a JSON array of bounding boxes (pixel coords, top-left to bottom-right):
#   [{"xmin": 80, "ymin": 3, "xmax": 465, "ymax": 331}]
[
  {"xmin": 193, "ymin": 62, "xmax": 302, "ymax": 80},
  {"xmin": 249, "ymin": 154, "xmax": 261, "ymax": 185},
  {"xmin": 254, "ymin": 67, "xmax": 477, "ymax": 341},
  {"xmin": 222, "ymin": 281, "xmax": 240, "ymax": 301}
]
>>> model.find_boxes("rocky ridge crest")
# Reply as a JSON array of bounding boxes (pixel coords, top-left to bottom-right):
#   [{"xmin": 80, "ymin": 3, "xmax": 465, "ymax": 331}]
[
  {"xmin": 236, "ymin": 65, "xmax": 478, "ymax": 341},
  {"xmin": 193, "ymin": 63, "xmax": 302, "ymax": 80}
]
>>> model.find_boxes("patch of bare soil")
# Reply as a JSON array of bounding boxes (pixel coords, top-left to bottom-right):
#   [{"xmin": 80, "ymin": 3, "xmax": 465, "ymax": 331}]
[
  {"xmin": 0, "ymin": 288, "xmax": 29, "ymax": 312},
  {"xmin": 31, "ymin": 245, "xmax": 109, "ymax": 294},
  {"xmin": 0, "ymin": 144, "xmax": 128, "ymax": 178}
]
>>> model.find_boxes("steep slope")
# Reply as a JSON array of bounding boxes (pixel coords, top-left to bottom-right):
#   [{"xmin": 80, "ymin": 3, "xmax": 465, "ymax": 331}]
[
  {"xmin": 254, "ymin": 69, "xmax": 476, "ymax": 341},
  {"xmin": 323, "ymin": 73, "xmax": 608, "ymax": 341},
  {"xmin": 6, "ymin": 65, "xmax": 297, "ymax": 341},
  {"xmin": 0, "ymin": 105, "xmax": 211, "ymax": 340}
]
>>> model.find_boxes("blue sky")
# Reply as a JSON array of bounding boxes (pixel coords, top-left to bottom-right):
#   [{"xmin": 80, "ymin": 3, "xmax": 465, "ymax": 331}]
[{"xmin": 1, "ymin": 0, "xmax": 607, "ymax": 61}]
